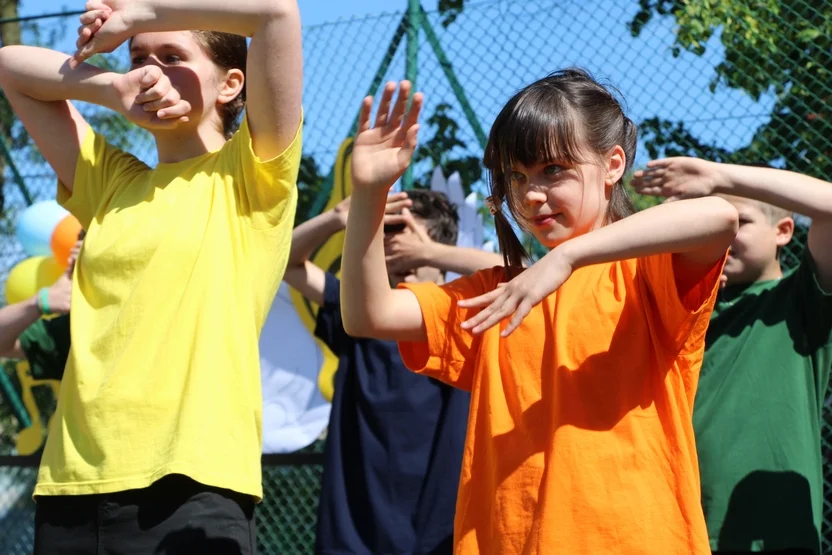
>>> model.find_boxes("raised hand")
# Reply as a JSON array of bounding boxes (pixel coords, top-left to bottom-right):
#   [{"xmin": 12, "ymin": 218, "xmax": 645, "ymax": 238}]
[
  {"xmin": 632, "ymin": 157, "xmax": 724, "ymax": 201},
  {"xmin": 71, "ymin": 0, "xmax": 137, "ymax": 69},
  {"xmin": 111, "ymin": 65, "xmax": 191, "ymax": 129},
  {"xmin": 351, "ymin": 81, "xmax": 423, "ymax": 192},
  {"xmin": 332, "ymin": 192, "xmax": 412, "ymax": 229},
  {"xmin": 384, "ymin": 207, "xmax": 432, "ymax": 274},
  {"xmin": 458, "ymin": 249, "xmax": 574, "ymax": 336}
]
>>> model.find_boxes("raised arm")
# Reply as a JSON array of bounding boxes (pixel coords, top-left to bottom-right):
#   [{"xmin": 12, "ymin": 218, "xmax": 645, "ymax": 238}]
[
  {"xmin": 634, "ymin": 157, "xmax": 832, "ymax": 290},
  {"xmin": 341, "ymin": 82, "xmax": 427, "ymax": 342},
  {"xmin": 0, "ymin": 270, "xmax": 73, "ymax": 359},
  {"xmin": 0, "ymin": 47, "xmax": 112, "ymax": 189},
  {"xmin": 460, "ymin": 196, "xmax": 738, "ymax": 336},
  {"xmin": 384, "ymin": 208, "xmax": 503, "ymax": 276},
  {"xmin": 73, "ymin": 0, "xmax": 303, "ymax": 159},
  {"xmin": 285, "ymin": 193, "xmax": 413, "ymax": 306},
  {"xmin": 0, "ymin": 43, "xmax": 193, "ymax": 192}
]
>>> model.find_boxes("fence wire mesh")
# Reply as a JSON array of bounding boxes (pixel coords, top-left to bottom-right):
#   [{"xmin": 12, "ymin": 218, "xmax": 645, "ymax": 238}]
[{"xmin": 0, "ymin": 0, "xmax": 828, "ymax": 553}]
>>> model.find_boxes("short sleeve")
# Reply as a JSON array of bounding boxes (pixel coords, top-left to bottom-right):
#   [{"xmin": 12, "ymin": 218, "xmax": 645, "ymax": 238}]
[
  {"xmin": 397, "ymin": 268, "xmax": 498, "ymax": 391},
  {"xmin": 18, "ymin": 315, "xmax": 71, "ymax": 381},
  {"xmin": 637, "ymin": 252, "xmax": 726, "ymax": 354},
  {"xmin": 56, "ymin": 127, "xmax": 146, "ymax": 230},
  {"xmin": 794, "ymin": 250, "xmax": 832, "ymax": 349},
  {"xmin": 314, "ymin": 272, "xmax": 348, "ymax": 356},
  {"xmin": 225, "ymin": 113, "xmax": 303, "ymax": 229}
]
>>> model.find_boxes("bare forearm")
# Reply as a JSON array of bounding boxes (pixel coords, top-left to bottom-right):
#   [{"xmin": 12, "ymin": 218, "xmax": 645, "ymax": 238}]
[
  {"xmin": 558, "ymin": 196, "xmax": 737, "ymax": 269},
  {"xmin": 341, "ymin": 190, "xmax": 398, "ymax": 336},
  {"xmin": 130, "ymin": 0, "xmax": 296, "ymax": 37},
  {"xmin": 425, "ymin": 243, "xmax": 503, "ymax": 276},
  {"xmin": 0, "ymin": 298, "xmax": 39, "ymax": 356},
  {"xmin": 716, "ymin": 163, "xmax": 832, "ymax": 221},
  {"xmin": 0, "ymin": 46, "xmax": 117, "ymax": 108},
  {"xmin": 288, "ymin": 210, "xmax": 342, "ymax": 267}
]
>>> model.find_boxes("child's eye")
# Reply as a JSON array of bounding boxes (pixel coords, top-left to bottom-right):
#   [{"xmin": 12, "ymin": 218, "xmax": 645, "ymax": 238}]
[
  {"xmin": 509, "ymin": 171, "xmax": 526, "ymax": 183},
  {"xmin": 165, "ymin": 55, "xmax": 182, "ymax": 64},
  {"xmin": 131, "ymin": 56, "xmax": 146, "ymax": 66},
  {"xmin": 543, "ymin": 164, "xmax": 563, "ymax": 176}
]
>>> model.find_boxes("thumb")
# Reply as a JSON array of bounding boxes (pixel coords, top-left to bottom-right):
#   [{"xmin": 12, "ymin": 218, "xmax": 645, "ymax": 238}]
[{"xmin": 137, "ymin": 65, "xmax": 162, "ymax": 88}]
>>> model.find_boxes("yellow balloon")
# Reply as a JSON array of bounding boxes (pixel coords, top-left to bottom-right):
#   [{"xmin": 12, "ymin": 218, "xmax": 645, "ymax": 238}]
[{"xmin": 5, "ymin": 256, "xmax": 64, "ymax": 306}]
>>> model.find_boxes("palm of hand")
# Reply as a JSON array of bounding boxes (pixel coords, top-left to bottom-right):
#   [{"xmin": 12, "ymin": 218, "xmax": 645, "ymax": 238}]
[{"xmin": 351, "ymin": 128, "xmax": 413, "ymax": 191}]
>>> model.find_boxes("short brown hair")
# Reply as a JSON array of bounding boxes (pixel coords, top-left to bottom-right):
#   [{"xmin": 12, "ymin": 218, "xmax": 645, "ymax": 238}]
[{"xmin": 406, "ymin": 190, "xmax": 459, "ymax": 246}]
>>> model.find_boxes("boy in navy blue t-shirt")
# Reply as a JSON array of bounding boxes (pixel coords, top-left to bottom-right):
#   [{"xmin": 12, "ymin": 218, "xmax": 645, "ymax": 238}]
[{"xmin": 284, "ymin": 190, "xmax": 501, "ymax": 554}]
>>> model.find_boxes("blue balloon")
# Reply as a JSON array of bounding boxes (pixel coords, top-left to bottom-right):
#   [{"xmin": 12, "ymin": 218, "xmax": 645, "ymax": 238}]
[{"xmin": 15, "ymin": 200, "xmax": 69, "ymax": 257}]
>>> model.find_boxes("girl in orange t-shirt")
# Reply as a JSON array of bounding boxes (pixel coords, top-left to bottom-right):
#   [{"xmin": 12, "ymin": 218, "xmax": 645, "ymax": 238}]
[{"xmin": 340, "ymin": 70, "xmax": 737, "ymax": 554}]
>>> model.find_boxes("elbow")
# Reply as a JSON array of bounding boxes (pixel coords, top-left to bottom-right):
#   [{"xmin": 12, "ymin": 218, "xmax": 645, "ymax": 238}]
[
  {"xmin": 0, "ymin": 46, "xmax": 19, "ymax": 85},
  {"xmin": 261, "ymin": 0, "xmax": 299, "ymax": 20},
  {"xmin": 341, "ymin": 308, "xmax": 375, "ymax": 339},
  {"xmin": 705, "ymin": 196, "xmax": 739, "ymax": 244},
  {"xmin": 341, "ymin": 302, "xmax": 385, "ymax": 339}
]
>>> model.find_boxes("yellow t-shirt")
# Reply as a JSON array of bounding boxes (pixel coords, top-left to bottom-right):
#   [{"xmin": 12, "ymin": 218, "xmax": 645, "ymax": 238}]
[{"xmin": 35, "ymin": 115, "xmax": 301, "ymax": 500}]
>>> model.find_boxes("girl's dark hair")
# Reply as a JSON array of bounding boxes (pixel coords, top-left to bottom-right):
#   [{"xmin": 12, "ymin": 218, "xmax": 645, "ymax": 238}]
[
  {"xmin": 483, "ymin": 67, "xmax": 638, "ymax": 269},
  {"xmin": 192, "ymin": 31, "xmax": 248, "ymax": 139}
]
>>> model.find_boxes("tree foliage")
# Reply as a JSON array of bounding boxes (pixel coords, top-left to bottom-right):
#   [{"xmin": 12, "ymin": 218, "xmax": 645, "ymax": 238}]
[
  {"xmin": 630, "ymin": 0, "xmax": 832, "ymax": 178},
  {"xmin": 412, "ymin": 102, "xmax": 483, "ymax": 193}
]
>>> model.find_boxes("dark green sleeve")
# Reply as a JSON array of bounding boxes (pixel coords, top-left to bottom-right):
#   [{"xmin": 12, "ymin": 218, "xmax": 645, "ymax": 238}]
[
  {"xmin": 18, "ymin": 315, "xmax": 70, "ymax": 381},
  {"xmin": 794, "ymin": 250, "xmax": 832, "ymax": 391}
]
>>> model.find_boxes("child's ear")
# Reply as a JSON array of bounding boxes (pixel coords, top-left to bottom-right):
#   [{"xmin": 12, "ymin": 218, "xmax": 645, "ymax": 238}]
[
  {"xmin": 605, "ymin": 145, "xmax": 626, "ymax": 186},
  {"xmin": 775, "ymin": 216, "xmax": 795, "ymax": 248},
  {"xmin": 218, "ymin": 68, "xmax": 244, "ymax": 106}
]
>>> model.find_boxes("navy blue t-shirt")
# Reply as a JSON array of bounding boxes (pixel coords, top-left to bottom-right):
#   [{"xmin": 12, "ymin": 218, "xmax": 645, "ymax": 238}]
[{"xmin": 314, "ymin": 273, "xmax": 470, "ymax": 555}]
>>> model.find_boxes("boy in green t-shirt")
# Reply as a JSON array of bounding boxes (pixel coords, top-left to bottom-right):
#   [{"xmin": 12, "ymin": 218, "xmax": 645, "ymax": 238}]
[{"xmin": 634, "ymin": 158, "xmax": 832, "ymax": 554}]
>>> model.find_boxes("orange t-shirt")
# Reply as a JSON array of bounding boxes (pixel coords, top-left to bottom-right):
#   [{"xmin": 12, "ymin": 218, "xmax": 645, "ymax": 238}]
[{"xmin": 399, "ymin": 252, "xmax": 725, "ymax": 555}]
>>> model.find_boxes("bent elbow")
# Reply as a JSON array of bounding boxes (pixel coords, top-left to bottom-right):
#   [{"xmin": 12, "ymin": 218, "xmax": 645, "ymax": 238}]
[
  {"xmin": 707, "ymin": 196, "xmax": 739, "ymax": 241},
  {"xmin": 342, "ymin": 311, "xmax": 373, "ymax": 339},
  {"xmin": 261, "ymin": 0, "xmax": 300, "ymax": 20}
]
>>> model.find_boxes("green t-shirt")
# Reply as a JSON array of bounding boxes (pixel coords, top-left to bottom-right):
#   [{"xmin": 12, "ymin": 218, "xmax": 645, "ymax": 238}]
[
  {"xmin": 693, "ymin": 252, "xmax": 832, "ymax": 553},
  {"xmin": 18, "ymin": 315, "xmax": 70, "ymax": 381}
]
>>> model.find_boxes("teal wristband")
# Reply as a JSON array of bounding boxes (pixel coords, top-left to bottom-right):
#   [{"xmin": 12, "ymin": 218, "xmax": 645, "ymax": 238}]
[{"xmin": 37, "ymin": 288, "xmax": 51, "ymax": 316}]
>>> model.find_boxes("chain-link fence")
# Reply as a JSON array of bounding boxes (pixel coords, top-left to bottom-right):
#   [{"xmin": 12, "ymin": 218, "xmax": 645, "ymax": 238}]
[{"xmin": 0, "ymin": 0, "xmax": 829, "ymax": 553}]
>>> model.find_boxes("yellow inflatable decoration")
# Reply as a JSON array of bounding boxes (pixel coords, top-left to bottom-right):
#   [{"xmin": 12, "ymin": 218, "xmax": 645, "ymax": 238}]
[
  {"xmin": 290, "ymin": 138, "xmax": 354, "ymax": 402},
  {"xmin": 5, "ymin": 255, "xmax": 64, "ymax": 306},
  {"xmin": 13, "ymin": 359, "xmax": 60, "ymax": 456}
]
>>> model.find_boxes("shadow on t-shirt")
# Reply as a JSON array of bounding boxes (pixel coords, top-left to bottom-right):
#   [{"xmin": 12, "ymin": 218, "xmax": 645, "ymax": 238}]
[{"xmin": 719, "ymin": 470, "xmax": 819, "ymax": 553}]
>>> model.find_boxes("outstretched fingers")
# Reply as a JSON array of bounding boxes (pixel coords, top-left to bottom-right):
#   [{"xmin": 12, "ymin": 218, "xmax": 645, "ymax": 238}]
[
  {"xmin": 374, "ymin": 81, "xmax": 397, "ymax": 128},
  {"xmin": 357, "ymin": 96, "xmax": 374, "ymax": 133}
]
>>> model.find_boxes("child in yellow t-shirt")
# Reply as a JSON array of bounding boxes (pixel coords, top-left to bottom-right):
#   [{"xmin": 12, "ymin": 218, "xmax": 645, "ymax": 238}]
[
  {"xmin": 0, "ymin": 1, "xmax": 302, "ymax": 552},
  {"xmin": 339, "ymin": 72, "xmax": 737, "ymax": 554}
]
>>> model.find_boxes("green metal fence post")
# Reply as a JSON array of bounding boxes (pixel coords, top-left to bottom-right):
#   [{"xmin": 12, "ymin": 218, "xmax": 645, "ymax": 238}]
[
  {"xmin": 401, "ymin": 0, "xmax": 421, "ymax": 190},
  {"xmin": 419, "ymin": 6, "xmax": 488, "ymax": 149},
  {"xmin": 306, "ymin": 14, "xmax": 409, "ymax": 219}
]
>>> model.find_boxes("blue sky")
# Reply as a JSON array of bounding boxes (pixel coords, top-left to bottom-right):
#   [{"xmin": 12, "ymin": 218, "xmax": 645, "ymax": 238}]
[{"xmin": 19, "ymin": 1, "xmax": 441, "ymax": 29}]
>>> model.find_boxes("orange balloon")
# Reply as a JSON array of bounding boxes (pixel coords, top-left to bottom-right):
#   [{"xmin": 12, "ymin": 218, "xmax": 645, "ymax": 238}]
[{"xmin": 50, "ymin": 215, "xmax": 82, "ymax": 268}]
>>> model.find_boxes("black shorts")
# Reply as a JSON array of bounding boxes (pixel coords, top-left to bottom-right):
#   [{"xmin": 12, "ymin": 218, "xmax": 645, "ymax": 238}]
[{"xmin": 34, "ymin": 474, "xmax": 257, "ymax": 555}]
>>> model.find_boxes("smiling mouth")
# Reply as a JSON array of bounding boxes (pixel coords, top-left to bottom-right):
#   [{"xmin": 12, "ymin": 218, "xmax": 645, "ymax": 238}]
[{"xmin": 532, "ymin": 214, "xmax": 559, "ymax": 227}]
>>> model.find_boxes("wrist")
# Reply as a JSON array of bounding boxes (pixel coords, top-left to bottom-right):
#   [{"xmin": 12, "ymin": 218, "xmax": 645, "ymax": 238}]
[
  {"xmin": 34, "ymin": 287, "xmax": 53, "ymax": 316},
  {"xmin": 325, "ymin": 209, "xmax": 347, "ymax": 232},
  {"xmin": 552, "ymin": 239, "xmax": 581, "ymax": 273},
  {"xmin": 420, "ymin": 240, "xmax": 440, "ymax": 266},
  {"xmin": 708, "ymin": 161, "xmax": 734, "ymax": 195}
]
